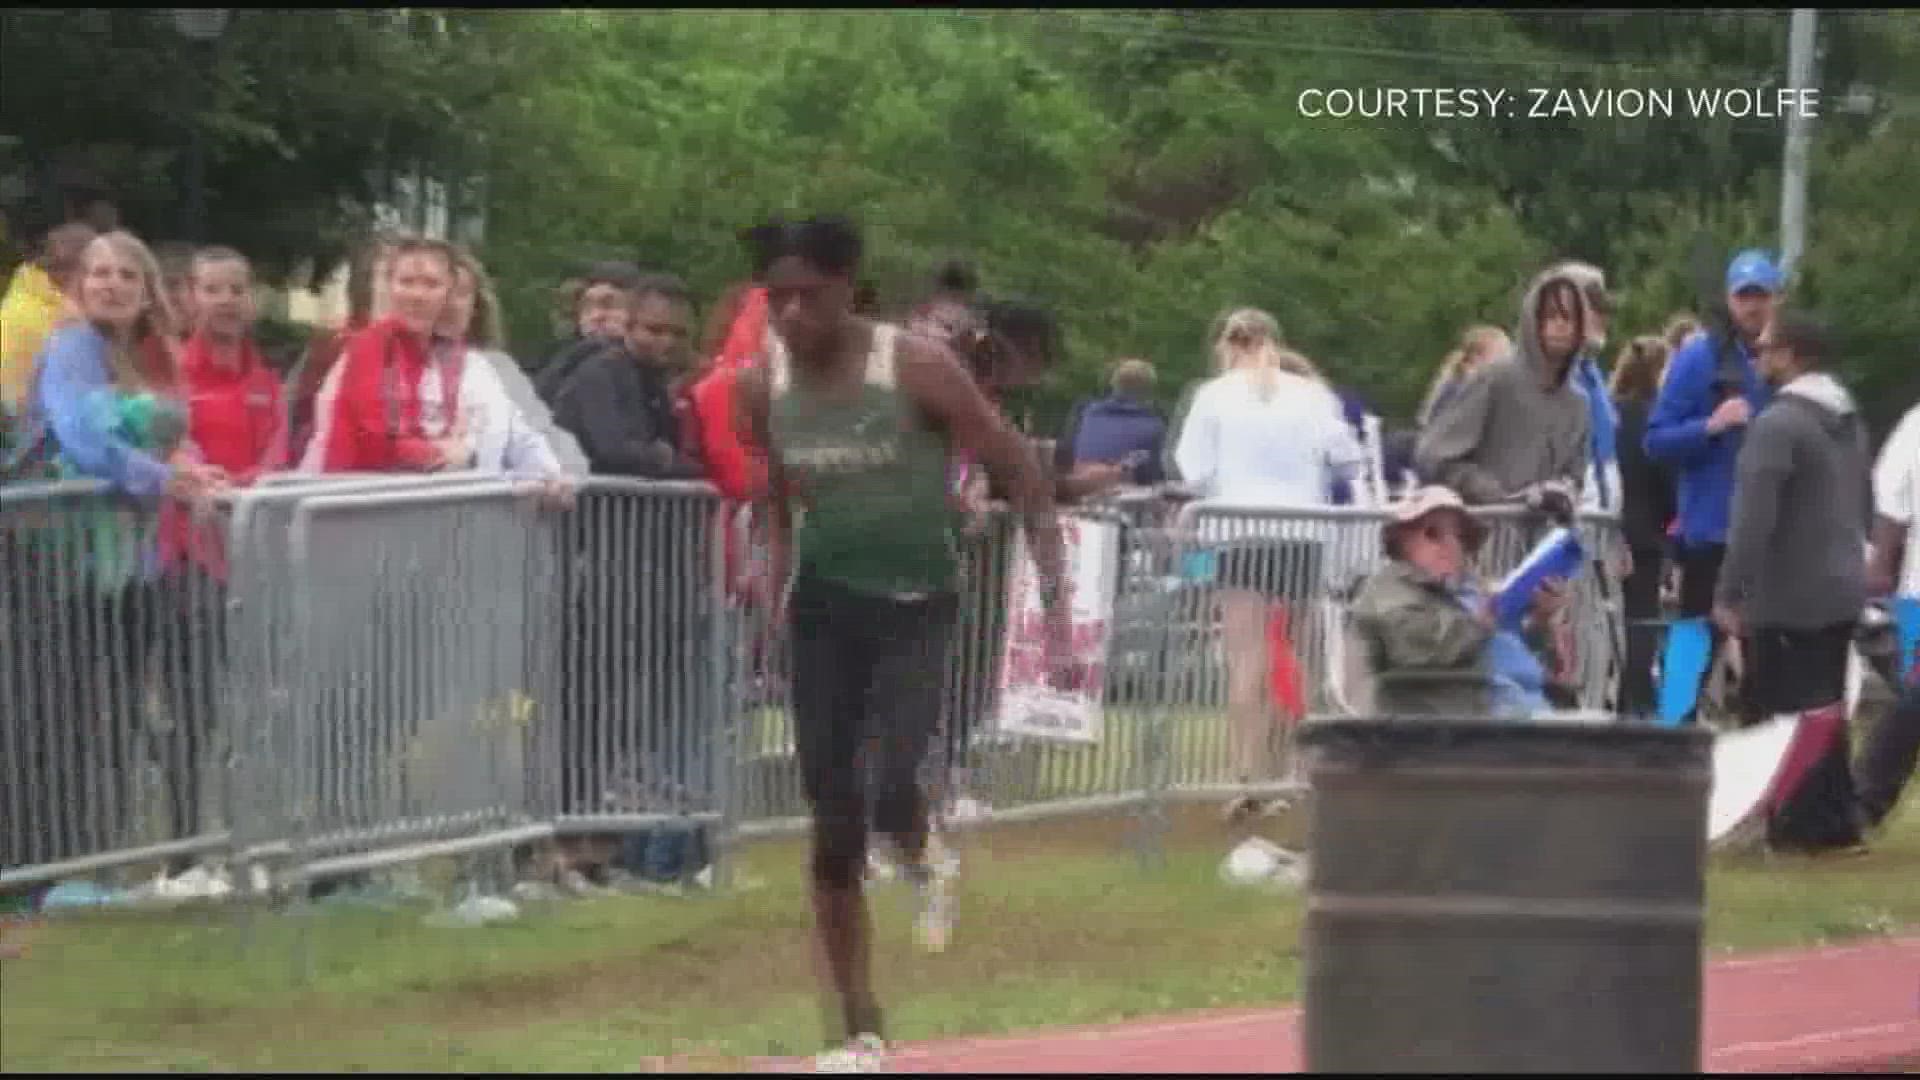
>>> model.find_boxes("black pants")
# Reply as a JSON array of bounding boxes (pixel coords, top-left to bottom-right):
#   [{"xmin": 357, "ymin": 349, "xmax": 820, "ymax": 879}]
[
  {"xmin": 1744, "ymin": 622, "xmax": 1862, "ymax": 850},
  {"xmin": 1618, "ymin": 544, "xmax": 1666, "ymax": 718},
  {"xmin": 789, "ymin": 574, "xmax": 957, "ymax": 889},
  {"xmin": 1857, "ymin": 671, "xmax": 1920, "ymax": 828},
  {"xmin": 1674, "ymin": 542, "xmax": 1751, "ymax": 722}
]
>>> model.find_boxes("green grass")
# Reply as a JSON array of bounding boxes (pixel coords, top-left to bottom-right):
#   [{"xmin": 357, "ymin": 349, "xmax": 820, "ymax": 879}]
[{"xmin": 3, "ymin": 794, "xmax": 1916, "ymax": 1073}]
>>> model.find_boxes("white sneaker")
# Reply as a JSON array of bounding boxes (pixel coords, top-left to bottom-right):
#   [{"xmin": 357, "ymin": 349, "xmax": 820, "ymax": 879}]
[
  {"xmin": 558, "ymin": 869, "xmax": 608, "ymax": 899},
  {"xmin": 865, "ymin": 848, "xmax": 899, "ymax": 885},
  {"xmin": 949, "ymin": 795, "xmax": 992, "ymax": 823},
  {"xmin": 814, "ymin": 1033, "xmax": 887, "ymax": 1073},
  {"xmin": 909, "ymin": 833, "xmax": 958, "ymax": 954}
]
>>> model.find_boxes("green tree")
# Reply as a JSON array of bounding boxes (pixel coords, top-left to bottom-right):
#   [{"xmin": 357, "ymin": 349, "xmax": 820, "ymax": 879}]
[{"xmin": 0, "ymin": 8, "xmax": 517, "ymax": 280}]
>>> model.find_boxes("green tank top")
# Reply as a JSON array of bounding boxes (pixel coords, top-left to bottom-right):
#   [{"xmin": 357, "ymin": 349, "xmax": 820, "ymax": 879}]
[{"xmin": 767, "ymin": 324, "xmax": 959, "ymax": 597}]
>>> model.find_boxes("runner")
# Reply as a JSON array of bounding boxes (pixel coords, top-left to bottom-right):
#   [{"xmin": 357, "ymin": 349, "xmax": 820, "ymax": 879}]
[{"xmin": 734, "ymin": 215, "xmax": 1072, "ymax": 1072}]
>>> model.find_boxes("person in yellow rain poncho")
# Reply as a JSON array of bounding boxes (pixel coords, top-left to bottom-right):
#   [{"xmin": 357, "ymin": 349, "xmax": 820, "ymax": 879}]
[{"xmin": 1, "ymin": 222, "xmax": 94, "ymax": 416}]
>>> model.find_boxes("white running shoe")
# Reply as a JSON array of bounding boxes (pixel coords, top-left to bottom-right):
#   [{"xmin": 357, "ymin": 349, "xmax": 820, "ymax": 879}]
[
  {"xmin": 814, "ymin": 1033, "xmax": 887, "ymax": 1073},
  {"xmin": 909, "ymin": 832, "xmax": 958, "ymax": 954},
  {"xmin": 948, "ymin": 794, "xmax": 992, "ymax": 824},
  {"xmin": 865, "ymin": 847, "xmax": 899, "ymax": 885}
]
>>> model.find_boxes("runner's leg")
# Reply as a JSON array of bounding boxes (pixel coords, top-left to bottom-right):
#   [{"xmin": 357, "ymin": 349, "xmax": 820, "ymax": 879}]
[
  {"xmin": 789, "ymin": 575, "xmax": 884, "ymax": 1046},
  {"xmin": 869, "ymin": 590, "xmax": 960, "ymax": 950}
]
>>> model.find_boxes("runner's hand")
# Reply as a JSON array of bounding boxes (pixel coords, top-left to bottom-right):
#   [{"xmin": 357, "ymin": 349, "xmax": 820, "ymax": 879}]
[{"xmin": 958, "ymin": 475, "xmax": 992, "ymax": 537}]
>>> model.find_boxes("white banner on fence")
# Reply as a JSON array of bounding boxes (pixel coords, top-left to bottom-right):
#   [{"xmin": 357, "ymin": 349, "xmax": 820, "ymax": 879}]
[{"xmin": 993, "ymin": 516, "xmax": 1120, "ymax": 744}]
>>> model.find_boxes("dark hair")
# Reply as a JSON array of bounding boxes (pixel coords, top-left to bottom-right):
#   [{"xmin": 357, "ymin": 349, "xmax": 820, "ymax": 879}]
[
  {"xmin": 742, "ymin": 215, "xmax": 862, "ymax": 278},
  {"xmin": 1768, "ymin": 310, "xmax": 1832, "ymax": 368},
  {"xmin": 39, "ymin": 222, "xmax": 97, "ymax": 277},
  {"xmin": 631, "ymin": 271, "xmax": 691, "ymax": 307},
  {"xmin": 853, "ymin": 279, "xmax": 880, "ymax": 314},
  {"xmin": 581, "ymin": 259, "xmax": 642, "ymax": 292},
  {"xmin": 1534, "ymin": 277, "xmax": 1588, "ymax": 349},
  {"xmin": 934, "ymin": 259, "xmax": 977, "ymax": 295},
  {"xmin": 978, "ymin": 295, "xmax": 1063, "ymax": 371}
]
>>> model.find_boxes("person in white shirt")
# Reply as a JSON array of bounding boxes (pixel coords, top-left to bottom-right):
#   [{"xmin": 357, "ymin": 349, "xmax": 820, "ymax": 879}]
[
  {"xmin": 1862, "ymin": 401, "xmax": 1920, "ymax": 828},
  {"xmin": 297, "ymin": 252, "xmax": 574, "ymax": 500},
  {"xmin": 1174, "ymin": 307, "xmax": 1364, "ymax": 822}
]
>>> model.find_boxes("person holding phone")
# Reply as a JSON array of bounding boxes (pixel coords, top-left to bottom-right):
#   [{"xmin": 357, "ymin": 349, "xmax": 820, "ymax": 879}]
[{"xmin": 1055, "ymin": 358, "xmax": 1167, "ymax": 490}]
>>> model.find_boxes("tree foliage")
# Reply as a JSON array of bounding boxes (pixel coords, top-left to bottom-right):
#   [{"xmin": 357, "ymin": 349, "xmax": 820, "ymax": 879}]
[
  {"xmin": 9, "ymin": 10, "xmax": 1917, "ymax": 431},
  {"xmin": 0, "ymin": 8, "xmax": 516, "ymax": 280}
]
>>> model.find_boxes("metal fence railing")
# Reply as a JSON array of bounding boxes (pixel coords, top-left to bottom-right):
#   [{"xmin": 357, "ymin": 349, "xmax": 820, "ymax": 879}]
[{"xmin": 1, "ymin": 477, "xmax": 1627, "ymax": 897}]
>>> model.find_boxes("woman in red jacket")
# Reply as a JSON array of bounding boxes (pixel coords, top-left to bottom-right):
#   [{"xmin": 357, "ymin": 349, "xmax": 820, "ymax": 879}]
[
  {"xmin": 181, "ymin": 247, "xmax": 287, "ymax": 488},
  {"xmin": 287, "ymin": 237, "xmax": 391, "ymax": 463},
  {"xmin": 307, "ymin": 236, "xmax": 466, "ymax": 473}
]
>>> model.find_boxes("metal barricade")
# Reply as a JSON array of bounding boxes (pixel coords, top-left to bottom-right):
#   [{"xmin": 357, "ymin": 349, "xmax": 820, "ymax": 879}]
[
  {"xmin": 274, "ymin": 482, "xmax": 558, "ymax": 886},
  {"xmin": 4, "ymin": 476, "xmax": 1630, "ymax": 900},
  {"xmin": 1, "ymin": 479, "xmax": 233, "ymax": 888},
  {"xmin": 719, "ymin": 502, "xmax": 1164, "ymax": 851},
  {"xmin": 222, "ymin": 473, "xmax": 527, "ymax": 878},
  {"xmin": 1150, "ymin": 501, "xmax": 1628, "ymax": 814},
  {"xmin": 543, "ymin": 478, "xmax": 730, "ymax": 873}
]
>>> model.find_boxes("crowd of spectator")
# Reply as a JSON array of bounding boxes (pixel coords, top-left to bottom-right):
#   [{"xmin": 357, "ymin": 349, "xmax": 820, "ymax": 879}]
[{"xmin": 1, "ymin": 187, "xmax": 1914, "ymax": 895}]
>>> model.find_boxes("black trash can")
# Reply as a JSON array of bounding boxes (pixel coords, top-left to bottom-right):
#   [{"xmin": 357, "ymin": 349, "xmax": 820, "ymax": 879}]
[{"xmin": 1296, "ymin": 717, "xmax": 1713, "ymax": 1074}]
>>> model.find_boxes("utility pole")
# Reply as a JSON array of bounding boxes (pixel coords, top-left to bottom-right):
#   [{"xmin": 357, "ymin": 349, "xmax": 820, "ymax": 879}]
[{"xmin": 1780, "ymin": 8, "xmax": 1817, "ymax": 281}]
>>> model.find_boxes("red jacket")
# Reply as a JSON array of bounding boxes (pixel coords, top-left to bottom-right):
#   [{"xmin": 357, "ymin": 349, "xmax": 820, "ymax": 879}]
[
  {"xmin": 182, "ymin": 331, "xmax": 288, "ymax": 485},
  {"xmin": 311, "ymin": 316, "xmax": 460, "ymax": 473},
  {"xmin": 688, "ymin": 287, "xmax": 776, "ymax": 602}
]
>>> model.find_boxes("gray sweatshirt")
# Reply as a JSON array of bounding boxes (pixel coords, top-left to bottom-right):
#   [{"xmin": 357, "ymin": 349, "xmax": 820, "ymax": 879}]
[
  {"xmin": 1415, "ymin": 275, "xmax": 1591, "ymax": 505},
  {"xmin": 1715, "ymin": 371, "xmax": 1873, "ymax": 631},
  {"xmin": 482, "ymin": 349, "xmax": 590, "ymax": 476}
]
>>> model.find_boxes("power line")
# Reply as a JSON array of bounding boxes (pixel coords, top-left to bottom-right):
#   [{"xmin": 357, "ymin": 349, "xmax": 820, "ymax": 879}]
[{"xmin": 952, "ymin": 10, "xmax": 1920, "ymax": 115}]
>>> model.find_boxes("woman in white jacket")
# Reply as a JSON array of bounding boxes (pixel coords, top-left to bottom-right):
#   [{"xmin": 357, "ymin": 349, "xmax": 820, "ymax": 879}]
[
  {"xmin": 1174, "ymin": 308, "xmax": 1364, "ymax": 822},
  {"xmin": 298, "ymin": 251, "xmax": 574, "ymax": 491}
]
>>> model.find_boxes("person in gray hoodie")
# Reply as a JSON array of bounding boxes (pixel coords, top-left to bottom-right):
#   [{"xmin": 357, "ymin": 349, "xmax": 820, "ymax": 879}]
[
  {"xmin": 1415, "ymin": 271, "xmax": 1592, "ymax": 508},
  {"xmin": 1713, "ymin": 310, "xmax": 1872, "ymax": 853}
]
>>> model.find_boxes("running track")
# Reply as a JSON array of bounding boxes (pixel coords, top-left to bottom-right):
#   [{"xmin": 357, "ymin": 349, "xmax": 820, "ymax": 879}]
[{"xmin": 751, "ymin": 936, "xmax": 1919, "ymax": 1073}]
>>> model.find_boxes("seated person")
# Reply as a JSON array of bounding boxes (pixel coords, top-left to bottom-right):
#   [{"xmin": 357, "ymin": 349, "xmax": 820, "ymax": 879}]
[{"xmin": 1350, "ymin": 486, "xmax": 1553, "ymax": 717}]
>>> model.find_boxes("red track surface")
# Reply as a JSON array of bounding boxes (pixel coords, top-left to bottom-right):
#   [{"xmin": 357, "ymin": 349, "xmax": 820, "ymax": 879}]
[{"xmin": 751, "ymin": 936, "xmax": 1919, "ymax": 1073}]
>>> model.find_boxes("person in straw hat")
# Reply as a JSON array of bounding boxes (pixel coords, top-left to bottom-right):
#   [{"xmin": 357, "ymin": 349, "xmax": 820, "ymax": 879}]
[{"xmin": 1350, "ymin": 486, "xmax": 1556, "ymax": 717}]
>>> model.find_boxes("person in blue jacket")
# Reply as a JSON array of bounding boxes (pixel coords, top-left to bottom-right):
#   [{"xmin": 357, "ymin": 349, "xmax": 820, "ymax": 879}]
[
  {"xmin": 14, "ymin": 231, "xmax": 230, "ymax": 897},
  {"xmin": 1643, "ymin": 249, "xmax": 1782, "ymax": 718}
]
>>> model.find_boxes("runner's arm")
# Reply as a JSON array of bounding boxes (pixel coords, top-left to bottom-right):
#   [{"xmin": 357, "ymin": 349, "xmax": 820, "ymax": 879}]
[{"xmin": 899, "ymin": 337, "xmax": 1068, "ymax": 619}]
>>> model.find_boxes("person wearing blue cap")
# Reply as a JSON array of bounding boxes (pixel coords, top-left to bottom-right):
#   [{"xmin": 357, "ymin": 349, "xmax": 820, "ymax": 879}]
[{"xmin": 1643, "ymin": 247, "xmax": 1783, "ymax": 720}]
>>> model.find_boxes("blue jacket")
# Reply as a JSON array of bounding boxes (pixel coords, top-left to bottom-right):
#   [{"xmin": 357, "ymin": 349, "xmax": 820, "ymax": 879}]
[
  {"xmin": 1643, "ymin": 332, "xmax": 1772, "ymax": 548},
  {"xmin": 1060, "ymin": 395, "xmax": 1167, "ymax": 485},
  {"xmin": 31, "ymin": 323, "xmax": 175, "ymax": 500}
]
